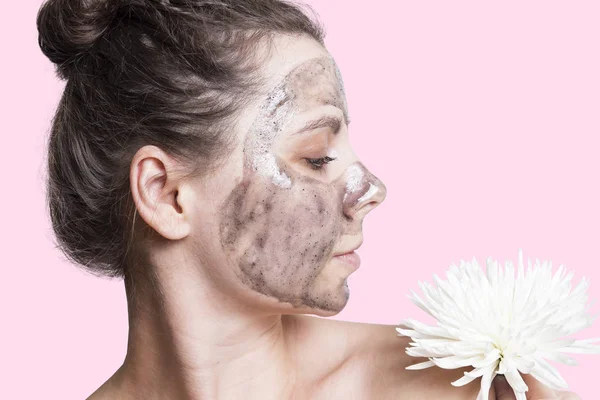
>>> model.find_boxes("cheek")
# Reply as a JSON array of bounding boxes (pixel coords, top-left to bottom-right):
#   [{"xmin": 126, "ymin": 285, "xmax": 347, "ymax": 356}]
[
  {"xmin": 264, "ymin": 179, "xmax": 341, "ymax": 266},
  {"xmin": 218, "ymin": 171, "xmax": 343, "ymax": 302}
]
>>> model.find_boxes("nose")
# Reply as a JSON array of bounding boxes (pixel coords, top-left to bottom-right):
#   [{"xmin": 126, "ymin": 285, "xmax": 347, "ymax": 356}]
[{"xmin": 342, "ymin": 162, "xmax": 387, "ymax": 220}]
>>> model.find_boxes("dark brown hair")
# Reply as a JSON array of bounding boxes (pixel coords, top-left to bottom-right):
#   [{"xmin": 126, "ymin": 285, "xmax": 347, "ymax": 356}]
[{"xmin": 37, "ymin": 0, "xmax": 325, "ymax": 279}]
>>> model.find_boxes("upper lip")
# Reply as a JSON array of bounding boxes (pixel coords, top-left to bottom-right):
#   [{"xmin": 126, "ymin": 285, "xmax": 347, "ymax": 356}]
[{"xmin": 333, "ymin": 238, "xmax": 363, "ymax": 256}]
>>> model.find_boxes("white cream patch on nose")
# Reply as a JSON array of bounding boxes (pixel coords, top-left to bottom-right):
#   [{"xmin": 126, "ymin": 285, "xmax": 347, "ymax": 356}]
[
  {"xmin": 345, "ymin": 163, "xmax": 364, "ymax": 193},
  {"xmin": 357, "ymin": 182, "xmax": 379, "ymax": 203}
]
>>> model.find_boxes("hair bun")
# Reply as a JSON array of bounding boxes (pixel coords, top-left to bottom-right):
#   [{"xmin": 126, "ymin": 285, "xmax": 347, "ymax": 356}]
[{"xmin": 37, "ymin": 0, "xmax": 120, "ymax": 80}]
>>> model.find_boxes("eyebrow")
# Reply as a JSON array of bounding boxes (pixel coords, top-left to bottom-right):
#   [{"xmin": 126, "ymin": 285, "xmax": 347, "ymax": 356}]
[{"xmin": 291, "ymin": 114, "xmax": 350, "ymax": 136}]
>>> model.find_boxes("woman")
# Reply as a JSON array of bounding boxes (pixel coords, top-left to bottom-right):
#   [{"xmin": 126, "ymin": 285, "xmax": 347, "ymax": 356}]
[{"xmin": 37, "ymin": 0, "xmax": 581, "ymax": 399}]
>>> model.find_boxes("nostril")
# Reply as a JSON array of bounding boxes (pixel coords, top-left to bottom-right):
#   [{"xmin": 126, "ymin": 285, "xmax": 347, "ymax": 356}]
[
  {"xmin": 350, "ymin": 199, "xmax": 382, "ymax": 221},
  {"xmin": 366, "ymin": 181, "xmax": 387, "ymax": 205},
  {"xmin": 364, "ymin": 200, "xmax": 379, "ymax": 213},
  {"xmin": 341, "ymin": 162, "xmax": 387, "ymax": 218}
]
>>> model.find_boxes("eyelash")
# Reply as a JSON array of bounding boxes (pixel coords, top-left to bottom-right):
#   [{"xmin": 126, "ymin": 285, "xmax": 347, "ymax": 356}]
[{"xmin": 305, "ymin": 156, "xmax": 337, "ymax": 171}]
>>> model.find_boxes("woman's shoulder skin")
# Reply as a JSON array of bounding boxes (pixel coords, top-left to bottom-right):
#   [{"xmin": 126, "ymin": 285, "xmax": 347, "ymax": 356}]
[
  {"xmin": 87, "ymin": 315, "xmax": 492, "ymax": 400},
  {"xmin": 291, "ymin": 315, "xmax": 493, "ymax": 400}
]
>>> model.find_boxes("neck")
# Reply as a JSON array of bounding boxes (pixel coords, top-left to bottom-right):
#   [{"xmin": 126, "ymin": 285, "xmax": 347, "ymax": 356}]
[{"xmin": 116, "ymin": 262, "xmax": 301, "ymax": 400}]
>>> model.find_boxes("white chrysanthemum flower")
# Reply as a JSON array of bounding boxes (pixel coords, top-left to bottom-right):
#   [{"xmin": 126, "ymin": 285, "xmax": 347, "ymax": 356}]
[{"xmin": 396, "ymin": 249, "xmax": 600, "ymax": 400}]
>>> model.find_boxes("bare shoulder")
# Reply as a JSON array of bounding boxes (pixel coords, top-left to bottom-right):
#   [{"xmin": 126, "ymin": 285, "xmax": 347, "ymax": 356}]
[
  {"xmin": 358, "ymin": 322, "xmax": 496, "ymax": 399},
  {"xmin": 86, "ymin": 380, "xmax": 114, "ymax": 400},
  {"xmin": 296, "ymin": 317, "xmax": 494, "ymax": 400},
  {"xmin": 85, "ymin": 365, "xmax": 128, "ymax": 400}
]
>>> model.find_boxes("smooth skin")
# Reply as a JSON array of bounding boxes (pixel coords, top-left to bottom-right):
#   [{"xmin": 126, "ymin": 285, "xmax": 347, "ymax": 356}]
[{"xmin": 87, "ymin": 34, "xmax": 580, "ymax": 400}]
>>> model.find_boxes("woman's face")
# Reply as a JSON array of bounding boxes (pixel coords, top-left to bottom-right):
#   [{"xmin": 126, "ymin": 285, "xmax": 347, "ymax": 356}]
[{"xmin": 193, "ymin": 35, "xmax": 386, "ymax": 316}]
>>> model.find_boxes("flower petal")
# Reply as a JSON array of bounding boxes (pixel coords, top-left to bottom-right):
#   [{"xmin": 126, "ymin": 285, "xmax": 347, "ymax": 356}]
[
  {"xmin": 405, "ymin": 360, "xmax": 435, "ymax": 370},
  {"xmin": 464, "ymin": 366, "xmax": 489, "ymax": 378},
  {"xmin": 515, "ymin": 390, "xmax": 527, "ymax": 400},
  {"xmin": 400, "ymin": 318, "xmax": 457, "ymax": 339},
  {"xmin": 513, "ymin": 356, "xmax": 536, "ymax": 373},
  {"xmin": 395, "ymin": 327, "xmax": 428, "ymax": 339},
  {"xmin": 538, "ymin": 351, "xmax": 578, "ymax": 366},
  {"xmin": 451, "ymin": 371, "xmax": 478, "ymax": 387},
  {"xmin": 475, "ymin": 364, "xmax": 497, "ymax": 400},
  {"xmin": 557, "ymin": 337, "xmax": 600, "ymax": 354},
  {"xmin": 406, "ymin": 346, "xmax": 449, "ymax": 358},
  {"xmin": 431, "ymin": 355, "xmax": 484, "ymax": 369},
  {"xmin": 472, "ymin": 347, "xmax": 500, "ymax": 369},
  {"xmin": 504, "ymin": 366, "xmax": 528, "ymax": 393},
  {"xmin": 529, "ymin": 356, "xmax": 569, "ymax": 391}
]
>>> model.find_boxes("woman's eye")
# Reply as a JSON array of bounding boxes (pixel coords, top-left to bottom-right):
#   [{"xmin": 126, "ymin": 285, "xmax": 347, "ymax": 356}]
[{"xmin": 305, "ymin": 156, "xmax": 337, "ymax": 171}]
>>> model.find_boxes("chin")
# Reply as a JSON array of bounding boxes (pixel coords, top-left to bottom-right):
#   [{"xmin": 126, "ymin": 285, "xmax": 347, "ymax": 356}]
[
  {"xmin": 311, "ymin": 307, "xmax": 344, "ymax": 318},
  {"xmin": 300, "ymin": 280, "xmax": 350, "ymax": 317}
]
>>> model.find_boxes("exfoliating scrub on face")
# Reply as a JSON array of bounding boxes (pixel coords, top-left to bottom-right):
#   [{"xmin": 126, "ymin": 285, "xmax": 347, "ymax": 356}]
[{"xmin": 219, "ymin": 57, "xmax": 385, "ymax": 312}]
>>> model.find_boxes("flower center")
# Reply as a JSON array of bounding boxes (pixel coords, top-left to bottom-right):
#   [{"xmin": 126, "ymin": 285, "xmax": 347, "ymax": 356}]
[{"xmin": 492, "ymin": 342, "xmax": 505, "ymax": 360}]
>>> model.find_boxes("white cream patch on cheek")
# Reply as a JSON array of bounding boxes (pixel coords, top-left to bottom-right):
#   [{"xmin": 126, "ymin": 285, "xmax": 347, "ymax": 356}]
[
  {"xmin": 245, "ymin": 86, "xmax": 297, "ymax": 189},
  {"xmin": 253, "ymin": 153, "xmax": 292, "ymax": 188}
]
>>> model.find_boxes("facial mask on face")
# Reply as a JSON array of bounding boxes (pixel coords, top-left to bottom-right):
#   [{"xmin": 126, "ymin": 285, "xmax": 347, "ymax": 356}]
[{"xmin": 218, "ymin": 56, "xmax": 385, "ymax": 312}]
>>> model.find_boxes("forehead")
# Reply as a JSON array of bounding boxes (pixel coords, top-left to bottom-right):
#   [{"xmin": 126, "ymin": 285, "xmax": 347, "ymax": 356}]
[
  {"xmin": 231, "ymin": 36, "xmax": 348, "ymax": 156},
  {"xmin": 236, "ymin": 36, "xmax": 349, "ymax": 127},
  {"xmin": 281, "ymin": 57, "xmax": 348, "ymax": 119}
]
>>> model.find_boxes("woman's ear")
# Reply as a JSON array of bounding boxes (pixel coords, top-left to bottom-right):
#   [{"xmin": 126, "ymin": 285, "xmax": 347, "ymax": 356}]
[{"xmin": 130, "ymin": 145, "xmax": 192, "ymax": 240}]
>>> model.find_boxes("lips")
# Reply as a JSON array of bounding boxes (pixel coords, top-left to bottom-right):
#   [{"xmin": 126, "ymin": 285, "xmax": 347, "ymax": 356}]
[
  {"xmin": 333, "ymin": 238, "xmax": 363, "ymax": 257},
  {"xmin": 333, "ymin": 251, "xmax": 361, "ymax": 270}
]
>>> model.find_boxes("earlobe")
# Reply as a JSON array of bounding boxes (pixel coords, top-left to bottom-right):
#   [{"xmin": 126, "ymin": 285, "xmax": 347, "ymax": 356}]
[
  {"xmin": 154, "ymin": 188, "xmax": 191, "ymax": 240},
  {"xmin": 130, "ymin": 145, "xmax": 192, "ymax": 241}
]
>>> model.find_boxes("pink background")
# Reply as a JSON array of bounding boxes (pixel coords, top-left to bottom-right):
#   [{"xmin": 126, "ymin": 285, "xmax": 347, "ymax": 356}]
[{"xmin": 3, "ymin": 1, "xmax": 599, "ymax": 398}]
